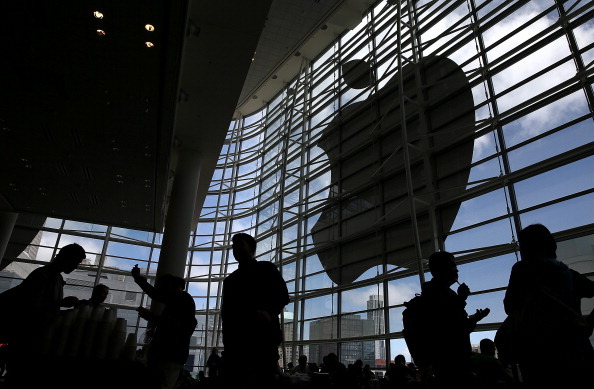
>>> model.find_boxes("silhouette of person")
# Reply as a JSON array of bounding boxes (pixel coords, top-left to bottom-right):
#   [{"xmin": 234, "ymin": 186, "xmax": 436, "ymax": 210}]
[
  {"xmin": 290, "ymin": 355, "xmax": 311, "ymax": 376},
  {"xmin": 76, "ymin": 283, "xmax": 109, "ymax": 307},
  {"xmin": 385, "ymin": 354, "xmax": 416, "ymax": 387},
  {"xmin": 206, "ymin": 347, "xmax": 221, "ymax": 379},
  {"xmin": 503, "ymin": 223, "xmax": 594, "ymax": 386},
  {"xmin": 470, "ymin": 338, "xmax": 513, "ymax": 388},
  {"xmin": 131, "ymin": 265, "xmax": 198, "ymax": 389},
  {"xmin": 346, "ymin": 359, "xmax": 364, "ymax": 389},
  {"xmin": 362, "ymin": 364, "xmax": 374, "ymax": 388},
  {"xmin": 320, "ymin": 352, "xmax": 347, "ymax": 387},
  {"xmin": 3, "ymin": 243, "xmax": 86, "ymax": 386},
  {"xmin": 420, "ymin": 251, "xmax": 490, "ymax": 387},
  {"xmin": 220, "ymin": 233, "xmax": 290, "ymax": 388}
]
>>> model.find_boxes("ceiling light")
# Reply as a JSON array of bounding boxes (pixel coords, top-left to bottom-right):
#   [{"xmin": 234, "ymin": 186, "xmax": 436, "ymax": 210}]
[
  {"xmin": 145, "ymin": 42, "xmax": 154, "ymax": 48},
  {"xmin": 96, "ymin": 30, "xmax": 106, "ymax": 37},
  {"xmin": 93, "ymin": 11, "xmax": 104, "ymax": 19},
  {"xmin": 145, "ymin": 24, "xmax": 155, "ymax": 32}
]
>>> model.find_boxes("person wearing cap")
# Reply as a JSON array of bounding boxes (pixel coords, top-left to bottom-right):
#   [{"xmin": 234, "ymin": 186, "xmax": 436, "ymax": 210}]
[
  {"xmin": 420, "ymin": 250, "xmax": 490, "ymax": 387},
  {"xmin": 4, "ymin": 243, "xmax": 86, "ymax": 385}
]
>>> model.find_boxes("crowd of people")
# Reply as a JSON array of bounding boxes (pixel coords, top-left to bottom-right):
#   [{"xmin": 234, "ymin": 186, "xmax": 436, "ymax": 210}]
[{"xmin": 1, "ymin": 224, "xmax": 594, "ymax": 388}]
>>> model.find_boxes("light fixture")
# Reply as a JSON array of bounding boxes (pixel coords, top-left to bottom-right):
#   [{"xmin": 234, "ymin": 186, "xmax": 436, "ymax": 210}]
[
  {"xmin": 93, "ymin": 11, "xmax": 104, "ymax": 19},
  {"xmin": 145, "ymin": 24, "xmax": 155, "ymax": 32},
  {"xmin": 96, "ymin": 30, "xmax": 106, "ymax": 37},
  {"xmin": 145, "ymin": 41, "xmax": 154, "ymax": 48}
]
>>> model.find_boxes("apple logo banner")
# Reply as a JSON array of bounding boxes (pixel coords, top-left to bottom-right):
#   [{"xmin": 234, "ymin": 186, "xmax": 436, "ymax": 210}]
[{"xmin": 311, "ymin": 55, "xmax": 475, "ymax": 285}]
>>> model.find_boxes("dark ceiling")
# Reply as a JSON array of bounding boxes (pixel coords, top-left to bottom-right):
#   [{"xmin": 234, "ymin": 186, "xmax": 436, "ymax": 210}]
[
  {"xmin": 0, "ymin": 0, "xmax": 181, "ymax": 231},
  {"xmin": 0, "ymin": 0, "xmax": 372, "ymax": 233}
]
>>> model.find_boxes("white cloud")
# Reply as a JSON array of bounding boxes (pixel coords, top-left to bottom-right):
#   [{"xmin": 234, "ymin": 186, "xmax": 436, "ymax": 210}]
[{"xmin": 341, "ymin": 282, "xmax": 418, "ymax": 311}]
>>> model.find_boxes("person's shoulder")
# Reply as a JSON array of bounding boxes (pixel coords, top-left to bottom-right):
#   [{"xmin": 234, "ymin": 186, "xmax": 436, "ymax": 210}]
[
  {"xmin": 256, "ymin": 260, "xmax": 277, "ymax": 267},
  {"xmin": 510, "ymin": 259, "xmax": 530, "ymax": 273},
  {"xmin": 256, "ymin": 260, "xmax": 280, "ymax": 272},
  {"xmin": 224, "ymin": 269, "xmax": 240, "ymax": 281},
  {"xmin": 23, "ymin": 265, "xmax": 52, "ymax": 282}
]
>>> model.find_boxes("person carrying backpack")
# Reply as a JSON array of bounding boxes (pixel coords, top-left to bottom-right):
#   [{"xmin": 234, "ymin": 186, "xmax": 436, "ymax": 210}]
[{"xmin": 403, "ymin": 251, "xmax": 489, "ymax": 387}]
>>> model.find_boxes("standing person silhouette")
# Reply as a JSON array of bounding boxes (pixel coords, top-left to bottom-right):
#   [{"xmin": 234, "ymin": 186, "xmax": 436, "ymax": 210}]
[
  {"xmin": 420, "ymin": 251, "xmax": 490, "ymax": 387},
  {"xmin": 221, "ymin": 233, "xmax": 290, "ymax": 388},
  {"xmin": 3, "ymin": 243, "xmax": 86, "ymax": 387},
  {"xmin": 503, "ymin": 223, "xmax": 594, "ymax": 386},
  {"xmin": 131, "ymin": 265, "xmax": 198, "ymax": 389},
  {"xmin": 206, "ymin": 347, "xmax": 221, "ymax": 379}
]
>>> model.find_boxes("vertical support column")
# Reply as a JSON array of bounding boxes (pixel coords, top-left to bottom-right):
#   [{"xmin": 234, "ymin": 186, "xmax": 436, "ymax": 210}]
[
  {"xmin": 0, "ymin": 211, "xmax": 18, "ymax": 264},
  {"xmin": 157, "ymin": 148, "xmax": 202, "ymax": 280}
]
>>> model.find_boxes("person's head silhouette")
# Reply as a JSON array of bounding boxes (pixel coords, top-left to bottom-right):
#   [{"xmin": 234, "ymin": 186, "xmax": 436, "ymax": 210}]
[
  {"xmin": 155, "ymin": 274, "xmax": 185, "ymax": 298},
  {"xmin": 428, "ymin": 251, "xmax": 458, "ymax": 286},
  {"xmin": 89, "ymin": 283, "xmax": 109, "ymax": 305},
  {"xmin": 53, "ymin": 243, "xmax": 86, "ymax": 273},
  {"xmin": 479, "ymin": 338, "xmax": 496, "ymax": 356},
  {"xmin": 518, "ymin": 223, "xmax": 557, "ymax": 261},
  {"xmin": 232, "ymin": 233, "xmax": 257, "ymax": 263}
]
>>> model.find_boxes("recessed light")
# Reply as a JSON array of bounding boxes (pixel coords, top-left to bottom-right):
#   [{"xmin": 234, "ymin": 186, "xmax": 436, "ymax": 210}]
[
  {"xmin": 96, "ymin": 30, "xmax": 106, "ymax": 37},
  {"xmin": 93, "ymin": 11, "xmax": 104, "ymax": 19},
  {"xmin": 145, "ymin": 41, "xmax": 154, "ymax": 48},
  {"xmin": 145, "ymin": 24, "xmax": 155, "ymax": 32}
]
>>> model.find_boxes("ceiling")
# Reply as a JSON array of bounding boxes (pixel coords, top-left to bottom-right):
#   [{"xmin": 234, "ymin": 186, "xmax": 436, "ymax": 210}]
[{"xmin": 0, "ymin": 0, "xmax": 374, "ymax": 233}]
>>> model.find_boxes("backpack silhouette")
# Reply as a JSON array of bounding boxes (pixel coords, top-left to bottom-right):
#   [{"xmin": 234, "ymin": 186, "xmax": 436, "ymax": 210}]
[{"xmin": 402, "ymin": 293, "xmax": 433, "ymax": 368}]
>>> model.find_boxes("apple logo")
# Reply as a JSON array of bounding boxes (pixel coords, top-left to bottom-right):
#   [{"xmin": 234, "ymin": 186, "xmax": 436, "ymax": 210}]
[{"xmin": 311, "ymin": 55, "xmax": 475, "ymax": 285}]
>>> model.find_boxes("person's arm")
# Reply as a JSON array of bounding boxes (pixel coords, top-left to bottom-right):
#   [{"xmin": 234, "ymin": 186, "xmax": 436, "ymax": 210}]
[
  {"xmin": 573, "ymin": 269, "xmax": 594, "ymax": 299},
  {"xmin": 19, "ymin": 269, "xmax": 78, "ymax": 310},
  {"xmin": 503, "ymin": 262, "xmax": 526, "ymax": 315},
  {"xmin": 257, "ymin": 263, "xmax": 290, "ymax": 320},
  {"xmin": 131, "ymin": 264, "xmax": 163, "ymax": 301},
  {"xmin": 467, "ymin": 308, "xmax": 490, "ymax": 331}
]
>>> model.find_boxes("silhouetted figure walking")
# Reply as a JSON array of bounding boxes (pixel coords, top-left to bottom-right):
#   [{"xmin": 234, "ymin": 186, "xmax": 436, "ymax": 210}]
[
  {"xmin": 419, "ymin": 251, "xmax": 490, "ymax": 387},
  {"xmin": 2, "ymin": 243, "xmax": 86, "ymax": 387},
  {"xmin": 503, "ymin": 224, "xmax": 594, "ymax": 386},
  {"xmin": 206, "ymin": 348, "xmax": 221, "ymax": 380},
  {"xmin": 221, "ymin": 233, "xmax": 289, "ymax": 388},
  {"xmin": 131, "ymin": 265, "xmax": 198, "ymax": 389}
]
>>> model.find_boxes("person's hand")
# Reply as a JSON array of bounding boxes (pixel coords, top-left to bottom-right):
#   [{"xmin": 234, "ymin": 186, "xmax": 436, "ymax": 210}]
[
  {"xmin": 131, "ymin": 264, "xmax": 140, "ymax": 278},
  {"xmin": 61, "ymin": 296, "xmax": 80, "ymax": 307},
  {"xmin": 136, "ymin": 306, "xmax": 150, "ymax": 320},
  {"xmin": 470, "ymin": 308, "xmax": 490, "ymax": 322},
  {"xmin": 457, "ymin": 282, "xmax": 470, "ymax": 300}
]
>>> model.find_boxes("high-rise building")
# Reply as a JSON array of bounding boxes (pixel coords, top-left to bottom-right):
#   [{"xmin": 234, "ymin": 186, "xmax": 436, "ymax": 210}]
[{"xmin": 367, "ymin": 294, "xmax": 386, "ymax": 364}]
